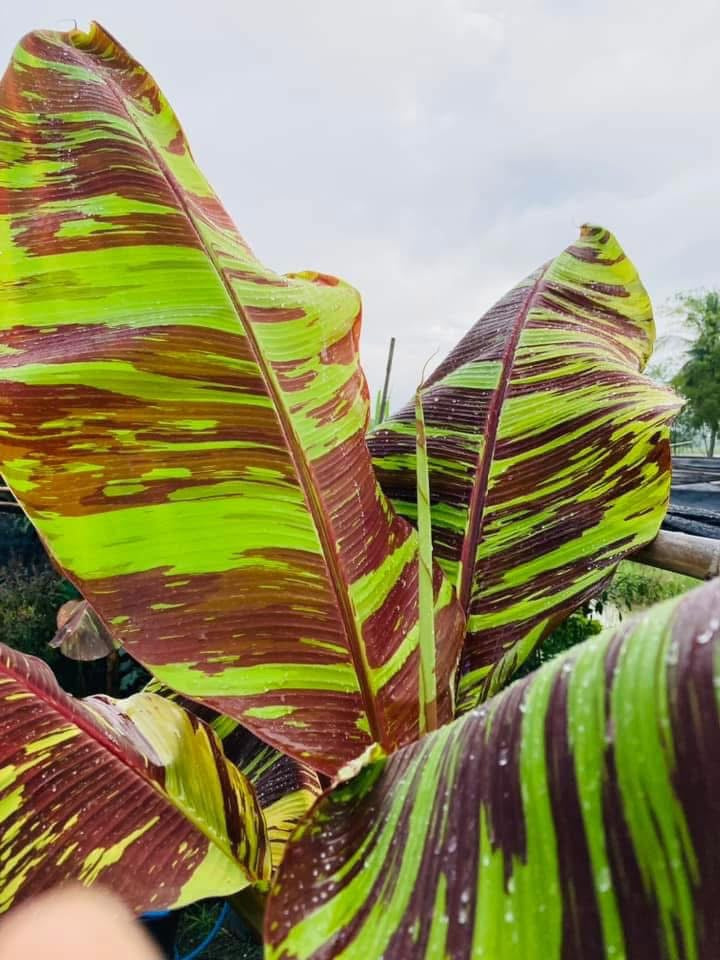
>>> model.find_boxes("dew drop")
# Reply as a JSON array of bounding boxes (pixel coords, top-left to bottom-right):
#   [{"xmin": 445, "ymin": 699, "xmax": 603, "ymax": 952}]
[
  {"xmin": 596, "ymin": 867, "xmax": 611, "ymax": 893},
  {"xmin": 498, "ymin": 747, "xmax": 509, "ymax": 767}
]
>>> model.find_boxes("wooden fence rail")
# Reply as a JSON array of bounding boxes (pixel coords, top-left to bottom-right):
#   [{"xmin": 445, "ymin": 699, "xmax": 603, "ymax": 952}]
[{"xmin": 633, "ymin": 530, "xmax": 720, "ymax": 581}]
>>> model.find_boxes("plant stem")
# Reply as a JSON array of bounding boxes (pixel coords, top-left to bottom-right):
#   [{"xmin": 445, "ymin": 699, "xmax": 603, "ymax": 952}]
[{"xmin": 415, "ymin": 388, "xmax": 437, "ymax": 732}]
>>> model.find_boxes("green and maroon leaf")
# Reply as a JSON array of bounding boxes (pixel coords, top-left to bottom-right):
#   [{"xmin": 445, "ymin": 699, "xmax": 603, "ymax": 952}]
[
  {"xmin": 0, "ymin": 643, "xmax": 270, "ymax": 915},
  {"xmin": 265, "ymin": 578, "xmax": 720, "ymax": 960},
  {"xmin": 0, "ymin": 23, "xmax": 464, "ymax": 773},
  {"xmin": 368, "ymin": 226, "xmax": 680, "ymax": 709},
  {"xmin": 147, "ymin": 682, "xmax": 322, "ymax": 870}
]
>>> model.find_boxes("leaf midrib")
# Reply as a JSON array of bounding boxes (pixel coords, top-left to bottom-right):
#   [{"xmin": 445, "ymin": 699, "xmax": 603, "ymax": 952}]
[
  {"xmin": 457, "ymin": 264, "xmax": 551, "ymax": 614},
  {"xmin": 78, "ymin": 33, "xmax": 383, "ymax": 745}
]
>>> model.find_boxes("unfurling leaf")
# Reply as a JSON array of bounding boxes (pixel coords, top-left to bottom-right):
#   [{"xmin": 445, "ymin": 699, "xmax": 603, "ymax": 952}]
[
  {"xmin": 0, "ymin": 23, "xmax": 464, "ymax": 775},
  {"xmin": 50, "ymin": 600, "xmax": 117, "ymax": 661},
  {"xmin": 221, "ymin": 726, "xmax": 322, "ymax": 874},
  {"xmin": 369, "ymin": 226, "xmax": 681, "ymax": 708},
  {"xmin": 0, "ymin": 643, "xmax": 272, "ymax": 914},
  {"xmin": 265, "ymin": 578, "xmax": 720, "ymax": 960}
]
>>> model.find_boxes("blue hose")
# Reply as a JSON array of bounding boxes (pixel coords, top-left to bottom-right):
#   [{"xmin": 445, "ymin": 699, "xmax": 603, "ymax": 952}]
[{"xmin": 174, "ymin": 902, "xmax": 230, "ymax": 960}]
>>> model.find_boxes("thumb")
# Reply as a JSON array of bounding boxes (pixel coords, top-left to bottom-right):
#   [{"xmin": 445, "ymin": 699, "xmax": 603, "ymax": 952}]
[{"xmin": 0, "ymin": 888, "xmax": 161, "ymax": 960}]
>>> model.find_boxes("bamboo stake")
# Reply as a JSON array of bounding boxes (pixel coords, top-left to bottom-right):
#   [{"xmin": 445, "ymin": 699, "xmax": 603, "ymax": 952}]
[{"xmin": 378, "ymin": 336, "xmax": 396, "ymax": 424}]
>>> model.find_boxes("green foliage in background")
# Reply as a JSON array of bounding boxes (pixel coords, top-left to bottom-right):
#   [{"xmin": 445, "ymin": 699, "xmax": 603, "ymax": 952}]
[
  {"xmin": 0, "ymin": 557, "xmax": 71, "ymax": 666},
  {"xmin": 608, "ymin": 559, "xmax": 698, "ymax": 614},
  {"xmin": 670, "ymin": 289, "xmax": 720, "ymax": 457},
  {"xmin": 0, "ymin": 513, "xmax": 53, "ymax": 568}
]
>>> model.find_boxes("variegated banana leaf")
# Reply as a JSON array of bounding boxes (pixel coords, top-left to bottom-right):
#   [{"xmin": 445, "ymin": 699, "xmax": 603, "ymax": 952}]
[
  {"xmin": 368, "ymin": 226, "xmax": 681, "ymax": 709},
  {"xmin": 147, "ymin": 682, "xmax": 322, "ymax": 870},
  {"xmin": 0, "ymin": 24, "xmax": 464, "ymax": 774},
  {"xmin": 0, "ymin": 642, "xmax": 270, "ymax": 915},
  {"xmin": 265, "ymin": 578, "xmax": 720, "ymax": 960}
]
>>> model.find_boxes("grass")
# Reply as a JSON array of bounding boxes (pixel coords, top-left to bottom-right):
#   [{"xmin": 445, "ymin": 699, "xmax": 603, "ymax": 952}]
[
  {"xmin": 606, "ymin": 559, "xmax": 698, "ymax": 615},
  {"xmin": 174, "ymin": 901, "xmax": 261, "ymax": 960}
]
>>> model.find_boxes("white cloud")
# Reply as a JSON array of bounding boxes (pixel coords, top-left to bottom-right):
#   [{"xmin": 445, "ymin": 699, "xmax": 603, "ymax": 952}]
[{"xmin": 2, "ymin": 0, "xmax": 718, "ymax": 405}]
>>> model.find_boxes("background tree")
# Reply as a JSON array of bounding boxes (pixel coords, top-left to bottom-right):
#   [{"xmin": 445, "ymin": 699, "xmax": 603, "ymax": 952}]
[
  {"xmin": 645, "ymin": 357, "xmax": 696, "ymax": 452},
  {"xmin": 669, "ymin": 289, "xmax": 720, "ymax": 457}
]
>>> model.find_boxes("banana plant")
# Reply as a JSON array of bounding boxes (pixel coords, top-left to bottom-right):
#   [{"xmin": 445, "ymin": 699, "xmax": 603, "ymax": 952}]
[{"xmin": 0, "ymin": 21, "xmax": 713, "ymax": 960}]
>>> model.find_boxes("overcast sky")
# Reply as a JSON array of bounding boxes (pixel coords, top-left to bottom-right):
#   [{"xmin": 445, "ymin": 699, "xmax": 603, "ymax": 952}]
[{"xmin": 3, "ymin": 1, "xmax": 719, "ymax": 404}]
